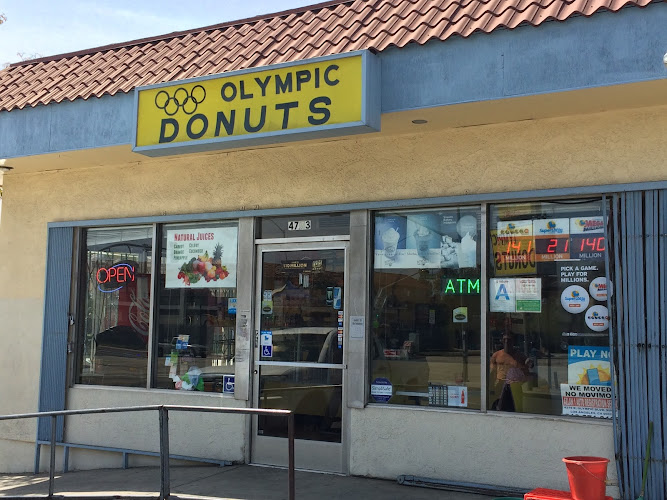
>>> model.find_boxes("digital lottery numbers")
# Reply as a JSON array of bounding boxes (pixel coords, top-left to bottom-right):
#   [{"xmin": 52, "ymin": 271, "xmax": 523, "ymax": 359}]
[
  {"xmin": 494, "ymin": 217, "xmax": 605, "ymax": 274},
  {"xmin": 570, "ymin": 235, "xmax": 606, "ymax": 260},
  {"xmin": 533, "ymin": 219, "xmax": 570, "ymax": 262},
  {"xmin": 493, "ymin": 221, "xmax": 536, "ymax": 276},
  {"xmin": 534, "ymin": 237, "xmax": 569, "ymax": 256},
  {"xmin": 568, "ymin": 217, "xmax": 605, "ymax": 260}
]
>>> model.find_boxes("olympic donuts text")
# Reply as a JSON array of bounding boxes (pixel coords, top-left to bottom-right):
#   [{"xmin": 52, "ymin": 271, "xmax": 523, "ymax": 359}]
[{"xmin": 134, "ymin": 52, "xmax": 379, "ymax": 154}]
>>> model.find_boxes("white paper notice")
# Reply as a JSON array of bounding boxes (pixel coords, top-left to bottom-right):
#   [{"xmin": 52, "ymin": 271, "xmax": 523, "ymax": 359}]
[
  {"xmin": 489, "ymin": 278, "xmax": 516, "ymax": 312},
  {"xmin": 166, "ymin": 226, "xmax": 238, "ymax": 289},
  {"xmin": 515, "ymin": 278, "xmax": 542, "ymax": 313},
  {"xmin": 350, "ymin": 316, "xmax": 365, "ymax": 339},
  {"xmin": 447, "ymin": 386, "xmax": 468, "ymax": 408},
  {"xmin": 560, "ymin": 384, "xmax": 612, "ymax": 418}
]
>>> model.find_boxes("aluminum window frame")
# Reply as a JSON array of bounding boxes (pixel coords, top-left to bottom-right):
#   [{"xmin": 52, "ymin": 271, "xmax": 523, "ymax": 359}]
[
  {"xmin": 366, "ymin": 195, "xmax": 614, "ymax": 417},
  {"xmin": 71, "ymin": 219, "xmax": 247, "ymax": 392},
  {"xmin": 368, "ymin": 203, "xmax": 485, "ymax": 412}
]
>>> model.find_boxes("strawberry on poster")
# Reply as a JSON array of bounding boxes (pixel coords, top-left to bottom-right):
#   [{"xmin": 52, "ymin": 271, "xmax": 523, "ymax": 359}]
[{"xmin": 166, "ymin": 227, "xmax": 238, "ymax": 288}]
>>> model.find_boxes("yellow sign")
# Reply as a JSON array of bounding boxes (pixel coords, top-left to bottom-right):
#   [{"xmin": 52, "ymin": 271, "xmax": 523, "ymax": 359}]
[
  {"xmin": 491, "ymin": 229, "xmax": 537, "ymax": 276},
  {"xmin": 133, "ymin": 52, "xmax": 379, "ymax": 156}
]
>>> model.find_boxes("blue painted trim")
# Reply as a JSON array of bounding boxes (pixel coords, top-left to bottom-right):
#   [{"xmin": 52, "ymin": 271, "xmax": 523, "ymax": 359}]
[
  {"xmin": 36, "ymin": 228, "xmax": 73, "ymax": 442},
  {"xmin": 365, "ymin": 50, "xmax": 382, "ymax": 131},
  {"xmin": 1, "ymin": 4, "xmax": 666, "ymax": 159},
  {"xmin": 384, "ymin": 73, "xmax": 667, "ymax": 115},
  {"xmin": 33, "ymin": 441, "xmax": 41, "ymax": 474},
  {"xmin": 35, "ymin": 227, "xmax": 53, "ymax": 436},
  {"xmin": 380, "ymin": 5, "xmax": 667, "ymax": 113},
  {"xmin": 130, "ymin": 87, "xmax": 140, "ymax": 155},
  {"xmin": 46, "ymin": 180, "xmax": 667, "ymax": 229},
  {"xmin": 132, "ymin": 51, "xmax": 381, "ymax": 156}
]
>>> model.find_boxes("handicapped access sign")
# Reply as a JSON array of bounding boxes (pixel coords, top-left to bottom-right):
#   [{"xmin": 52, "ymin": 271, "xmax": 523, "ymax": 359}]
[
  {"xmin": 223, "ymin": 375, "xmax": 235, "ymax": 394},
  {"xmin": 260, "ymin": 330, "xmax": 273, "ymax": 358}
]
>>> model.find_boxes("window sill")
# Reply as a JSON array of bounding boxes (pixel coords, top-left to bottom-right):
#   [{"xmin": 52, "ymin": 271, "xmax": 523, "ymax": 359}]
[
  {"xmin": 70, "ymin": 384, "xmax": 236, "ymax": 398},
  {"xmin": 364, "ymin": 402, "xmax": 614, "ymax": 426}
]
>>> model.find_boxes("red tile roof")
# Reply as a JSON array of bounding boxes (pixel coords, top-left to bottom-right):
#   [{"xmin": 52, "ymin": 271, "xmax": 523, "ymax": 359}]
[{"xmin": 0, "ymin": 0, "xmax": 655, "ymax": 112}]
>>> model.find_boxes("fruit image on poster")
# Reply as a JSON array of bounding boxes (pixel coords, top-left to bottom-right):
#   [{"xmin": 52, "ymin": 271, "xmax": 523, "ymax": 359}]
[{"xmin": 166, "ymin": 227, "xmax": 238, "ymax": 288}]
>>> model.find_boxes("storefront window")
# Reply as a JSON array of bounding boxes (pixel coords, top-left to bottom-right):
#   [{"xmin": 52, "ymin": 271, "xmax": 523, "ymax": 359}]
[
  {"xmin": 488, "ymin": 199, "xmax": 611, "ymax": 418},
  {"xmin": 370, "ymin": 208, "xmax": 481, "ymax": 408},
  {"xmin": 77, "ymin": 226, "xmax": 153, "ymax": 387},
  {"xmin": 154, "ymin": 222, "xmax": 238, "ymax": 392}
]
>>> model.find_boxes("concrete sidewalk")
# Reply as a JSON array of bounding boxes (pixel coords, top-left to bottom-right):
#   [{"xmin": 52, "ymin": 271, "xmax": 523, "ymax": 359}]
[{"xmin": 0, "ymin": 465, "xmax": 502, "ymax": 499}]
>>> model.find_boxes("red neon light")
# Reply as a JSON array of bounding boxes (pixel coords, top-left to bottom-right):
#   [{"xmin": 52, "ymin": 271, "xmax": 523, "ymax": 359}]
[{"xmin": 96, "ymin": 264, "xmax": 135, "ymax": 285}]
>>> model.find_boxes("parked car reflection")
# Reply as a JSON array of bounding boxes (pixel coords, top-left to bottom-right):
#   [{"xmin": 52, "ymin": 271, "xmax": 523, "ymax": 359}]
[{"xmin": 90, "ymin": 325, "xmax": 148, "ymax": 387}]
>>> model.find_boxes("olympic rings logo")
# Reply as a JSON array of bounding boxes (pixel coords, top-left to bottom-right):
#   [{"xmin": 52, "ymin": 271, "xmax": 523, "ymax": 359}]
[{"xmin": 154, "ymin": 85, "xmax": 206, "ymax": 116}]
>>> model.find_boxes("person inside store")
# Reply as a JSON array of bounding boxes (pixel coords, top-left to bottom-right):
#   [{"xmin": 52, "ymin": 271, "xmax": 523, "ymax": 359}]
[{"xmin": 489, "ymin": 315, "xmax": 534, "ymax": 412}]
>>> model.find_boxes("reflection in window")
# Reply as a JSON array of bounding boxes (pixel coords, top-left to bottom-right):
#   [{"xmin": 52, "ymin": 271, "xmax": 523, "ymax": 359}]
[
  {"xmin": 77, "ymin": 226, "xmax": 152, "ymax": 387},
  {"xmin": 258, "ymin": 249, "xmax": 345, "ymax": 364},
  {"xmin": 488, "ymin": 199, "xmax": 611, "ymax": 417},
  {"xmin": 370, "ymin": 207, "xmax": 481, "ymax": 409},
  {"xmin": 258, "ymin": 366, "xmax": 342, "ymax": 442},
  {"xmin": 155, "ymin": 222, "xmax": 238, "ymax": 392}
]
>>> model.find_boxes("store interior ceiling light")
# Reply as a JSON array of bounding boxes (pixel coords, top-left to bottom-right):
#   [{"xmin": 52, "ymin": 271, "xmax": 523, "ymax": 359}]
[{"xmin": 412, "ymin": 119, "xmax": 428, "ymax": 124}]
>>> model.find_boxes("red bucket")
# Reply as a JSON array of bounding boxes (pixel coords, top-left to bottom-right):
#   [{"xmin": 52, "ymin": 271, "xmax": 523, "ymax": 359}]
[{"xmin": 562, "ymin": 456, "xmax": 609, "ymax": 500}]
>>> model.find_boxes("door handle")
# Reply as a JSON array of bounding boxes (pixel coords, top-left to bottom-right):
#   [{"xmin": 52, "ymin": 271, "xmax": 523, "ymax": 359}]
[{"xmin": 253, "ymin": 369, "xmax": 258, "ymax": 375}]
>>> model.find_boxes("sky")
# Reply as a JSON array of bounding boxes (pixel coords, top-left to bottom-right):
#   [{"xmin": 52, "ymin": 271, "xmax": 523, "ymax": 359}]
[{"xmin": 0, "ymin": 0, "xmax": 318, "ymax": 66}]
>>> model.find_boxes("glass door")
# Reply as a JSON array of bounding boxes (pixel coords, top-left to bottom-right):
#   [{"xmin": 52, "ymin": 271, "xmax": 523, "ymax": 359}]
[{"xmin": 251, "ymin": 243, "xmax": 346, "ymax": 472}]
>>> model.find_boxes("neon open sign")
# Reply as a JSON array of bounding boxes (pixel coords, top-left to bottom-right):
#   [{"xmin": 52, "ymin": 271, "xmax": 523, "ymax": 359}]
[{"xmin": 97, "ymin": 262, "xmax": 136, "ymax": 293}]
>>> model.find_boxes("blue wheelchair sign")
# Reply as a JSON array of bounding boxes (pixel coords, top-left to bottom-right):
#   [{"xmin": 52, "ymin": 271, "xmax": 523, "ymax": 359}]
[
  {"xmin": 223, "ymin": 375, "xmax": 235, "ymax": 394},
  {"xmin": 262, "ymin": 345, "xmax": 273, "ymax": 358}
]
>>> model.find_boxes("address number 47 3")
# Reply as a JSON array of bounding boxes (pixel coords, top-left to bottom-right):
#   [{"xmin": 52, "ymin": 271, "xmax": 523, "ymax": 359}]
[{"xmin": 287, "ymin": 220, "xmax": 312, "ymax": 231}]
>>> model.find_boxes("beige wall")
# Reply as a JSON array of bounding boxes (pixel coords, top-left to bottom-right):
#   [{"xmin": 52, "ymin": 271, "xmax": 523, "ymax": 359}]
[
  {"xmin": 350, "ymin": 407, "xmax": 619, "ymax": 496},
  {"xmin": 63, "ymin": 387, "xmax": 246, "ymax": 470},
  {"xmin": 0, "ymin": 104, "xmax": 664, "ymax": 477}
]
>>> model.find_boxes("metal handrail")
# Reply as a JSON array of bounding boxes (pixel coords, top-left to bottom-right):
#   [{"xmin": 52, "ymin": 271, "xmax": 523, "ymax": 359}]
[{"xmin": 0, "ymin": 405, "xmax": 295, "ymax": 500}]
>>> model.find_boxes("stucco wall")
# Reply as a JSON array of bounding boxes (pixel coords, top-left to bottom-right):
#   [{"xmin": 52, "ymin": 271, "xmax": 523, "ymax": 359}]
[
  {"xmin": 62, "ymin": 387, "xmax": 246, "ymax": 471},
  {"xmin": 0, "ymin": 105, "xmax": 665, "ymax": 476},
  {"xmin": 350, "ymin": 406, "xmax": 618, "ymax": 495}
]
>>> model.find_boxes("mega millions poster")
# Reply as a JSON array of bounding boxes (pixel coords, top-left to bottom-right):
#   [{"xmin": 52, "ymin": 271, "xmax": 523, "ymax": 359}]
[{"xmin": 166, "ymin": 227, "xmax": 238, "ymax": 288}]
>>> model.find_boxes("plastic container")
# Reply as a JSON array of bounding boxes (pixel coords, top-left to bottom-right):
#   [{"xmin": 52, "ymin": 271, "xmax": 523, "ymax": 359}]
[{"xmin": 562, "ymin": 456, "xmax": 609, "ymax": 500}]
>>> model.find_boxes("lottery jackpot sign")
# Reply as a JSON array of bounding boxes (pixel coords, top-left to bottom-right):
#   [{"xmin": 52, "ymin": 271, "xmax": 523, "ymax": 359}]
[{"xmin": 491, "ymin": 225, "xmax": 536, "ymax": 276}]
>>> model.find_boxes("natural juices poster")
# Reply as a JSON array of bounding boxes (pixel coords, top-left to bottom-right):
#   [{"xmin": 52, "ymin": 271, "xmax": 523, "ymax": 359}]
[{"xmin": 166, "ymin": 227, "xmax": 238, "ymax": 288}]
